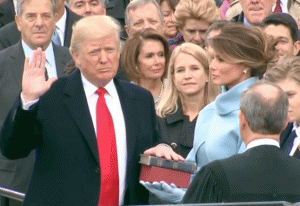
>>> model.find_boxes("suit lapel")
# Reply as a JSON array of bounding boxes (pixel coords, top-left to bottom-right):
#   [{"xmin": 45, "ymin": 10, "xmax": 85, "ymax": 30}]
[
  {"xmin": 53, "ymin": 44, "xmax": 68, "ymax": 77},
  {"xmin": 64, "ymin": 7, "xmax": 81, "ymax": 48},
  {"xmin": 9, "ymin": 42, "xmax": 25, "ymax": 90},
  {"xmin": 63, "ymin": 70, "xmax": 99, "ymax": 164},
  {"xmin": 113, "ymin": 79, "xmax": 138, "ymax": 171}
]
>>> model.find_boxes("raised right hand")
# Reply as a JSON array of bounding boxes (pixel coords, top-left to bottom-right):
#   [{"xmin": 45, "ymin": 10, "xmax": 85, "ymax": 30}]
[{"xmin": 22, "ymin": 48, "xmax": 57, "ymax": 102}]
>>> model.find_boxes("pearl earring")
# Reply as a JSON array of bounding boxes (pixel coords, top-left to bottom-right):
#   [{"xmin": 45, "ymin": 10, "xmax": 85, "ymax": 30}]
[{"xmin": 243, "ymin": 70, "xmax": 247, "ymax": 74}]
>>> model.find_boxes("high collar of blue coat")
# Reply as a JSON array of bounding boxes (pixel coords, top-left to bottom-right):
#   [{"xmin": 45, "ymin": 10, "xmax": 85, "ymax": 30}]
[{"xmin": 215, "ymin": 77, "xmax": 259, "ymax": 115}]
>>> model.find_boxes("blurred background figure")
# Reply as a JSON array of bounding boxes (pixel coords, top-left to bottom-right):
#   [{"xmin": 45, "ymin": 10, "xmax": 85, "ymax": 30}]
[
  {"xmin": 156, "ymin": 0, "xmax": 179, "ymax": 40},
  {"xmin": 66, "ymin": 0, "xmax": 106, "ymax": 16},
  {"xmin": 0, "ymin": 0, "xmax": 15, "ymax": 28},
  {"xmin": 142, "ymin": 22, "xmax": 277, "ymax": 204},
  {"xmin": 228, "ymin": 0, "xmax": 300, "ymax": 28},
  {"xmin": 263, "ymin": 13, "xmax": 300, "ymax": 63},
  {"xmin": 125, "ymin": 0, "xmax": 164, "ymax": 37},
  {"xmin": 168, "ymin": 0, "xmax": 220, "ymax": 51},
  {"xmin": 231, "ymin": 0, "xmax": 276, "ymax": 26},
  {"xmin": 121, "ymin": 29, "xmax": 170, "ymax": 105},
  {"xmin": 0, "ymin": 0, "xmax": 81, "ymax": 50},
  {"xmin": 265, "ymin": 57, "xmax": 300, "ymax": 159}
]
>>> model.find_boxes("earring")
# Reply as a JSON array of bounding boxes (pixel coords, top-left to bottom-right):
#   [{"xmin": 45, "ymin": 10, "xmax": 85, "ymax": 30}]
[
  {"xmin": 243, "ymin": 70, "xmax": 247, "ymax": 74},
  {"xmin": 205, "ymin": 79, "xmax": 209, "ymax": 83}
]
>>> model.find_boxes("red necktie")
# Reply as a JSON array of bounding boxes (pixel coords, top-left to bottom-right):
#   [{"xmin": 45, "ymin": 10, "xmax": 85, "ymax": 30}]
[
  {"xmin": 274, "ymin": 0, "xmax": 282, "ymax": 13},
  {"xmin": 96, "ymin": 88, "xmax": 119, "ymax": 206}
]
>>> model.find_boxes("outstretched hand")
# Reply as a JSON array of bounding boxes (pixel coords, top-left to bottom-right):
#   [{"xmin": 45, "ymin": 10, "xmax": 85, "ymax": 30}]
[{"xmin": 22, "ymin": 48, "xmax": 57, "ymax": 102}]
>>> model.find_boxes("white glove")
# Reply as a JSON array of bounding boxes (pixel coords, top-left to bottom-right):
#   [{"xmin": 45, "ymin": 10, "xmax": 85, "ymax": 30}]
[{"xmin": 140, "ymin": 181, "xmax": 186, "ymax": 203}]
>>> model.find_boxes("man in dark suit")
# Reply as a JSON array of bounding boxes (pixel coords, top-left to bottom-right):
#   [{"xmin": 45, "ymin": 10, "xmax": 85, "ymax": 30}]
[
  {"xmin": 0, "ymin": 14, "xmax": 178, "ymax": 205},
  {"xmin": 0, "ymin": 0, "xmax": 15, "ymax": 28},
  {"xmin": 182, "ymin": 81, "xmax": 300, "ymax": 203},
  {"xmin": 0, "ymin": 0, "xmax": 81, "ymax": 50},
  {"xmin": 0, "ymin": 0, "xmax": 71, "ymax": 204}
]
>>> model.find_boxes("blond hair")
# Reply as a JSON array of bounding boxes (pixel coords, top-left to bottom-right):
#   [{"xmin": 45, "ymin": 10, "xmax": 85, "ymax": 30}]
[
  {"xmin": 69, "ymin": 15, "xmax": 121, "ymax": 54},
  {"xmin": 264, "ymin": 57, "xmax": 300, "ymax": 84},
  {"xmin": 156, "ymin": 42, "xmax": 219, "ymax": 118},
  {"xmin": 174, "ymin": 0, "xmax": 220, "ymax": 30}
]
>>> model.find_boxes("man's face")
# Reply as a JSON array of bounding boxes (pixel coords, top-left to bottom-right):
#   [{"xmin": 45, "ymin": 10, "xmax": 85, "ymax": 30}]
[
  {"xmin": 72, "ymin": 34, "xmax": 120, "ymax": 88},
  {"xmin": 125, "ymin": 3, "xmax": 163, "ymax": 36},
  {"xmin": 264, "ymin": 24, "xmax": 300, "ymax": 61},
  {"xmin": 240, "ymin": 0, "xmax": 276, "ymax": 25},
  {"xmin": 69, "ymin": 0, "xmax": 106, "ymax": 16},
  {"xmin": 16, "ymin": 0, "xmax": 56, "ymax": 50}
]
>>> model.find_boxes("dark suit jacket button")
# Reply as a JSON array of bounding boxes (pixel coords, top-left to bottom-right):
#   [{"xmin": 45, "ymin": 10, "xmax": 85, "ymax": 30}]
[
  {"xmin": 95, "ymin": 167, "xmax": 100, "ymax": 174},
  {"xmin": 171, "ymin": 142, "xmax": 177, "ymax": 149}
]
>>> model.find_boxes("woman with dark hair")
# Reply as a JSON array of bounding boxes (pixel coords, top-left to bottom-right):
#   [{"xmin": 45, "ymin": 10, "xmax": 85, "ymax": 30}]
[
  {"xmin": 156, "ymin": 0, "xmax": 179, "ymax": 40},
  {"xmin": 121, "ymin": 29, "xmax": 170, "ymax": 106},
  {"xmin": 142, "ymin": 22, "xmax": 277, "ymax": 203}
]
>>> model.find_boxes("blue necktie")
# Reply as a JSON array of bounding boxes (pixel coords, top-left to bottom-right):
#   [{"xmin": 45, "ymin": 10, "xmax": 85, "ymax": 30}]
[
  {"xmin": 283, "ymin": 130, "xmax": 297, "ymax": 156},
  {"xmin": 52, "ymin": 27, "xmax": 61, "ymax": 46}
]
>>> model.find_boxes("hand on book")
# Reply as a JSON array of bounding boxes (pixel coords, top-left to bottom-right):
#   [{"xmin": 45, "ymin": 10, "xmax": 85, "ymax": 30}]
[
  {"xmin": 143, "ymin": 144, "xmax": 185, "ymax": 161},
  {"xmin": 140, "ymin": 180, "xmax": 186, "ymax": 203}
]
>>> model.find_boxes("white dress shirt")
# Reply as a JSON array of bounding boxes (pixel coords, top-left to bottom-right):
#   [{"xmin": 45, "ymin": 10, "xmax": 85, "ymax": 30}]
[
  {"xmin": 246, "ymin": 138, "xmax": 280, "ymax": 151},
  {"xmin": 55, "ymin": 8, "xmax": 67, "ymax": 46},
  {"xmin": 81, "ymin": 75, "xmax": 127, "ymax": 205},
  {"xmin": 289, "ymin": 122, "xmax": 300, "ymax": 156},
  {"xmin": 21, "ymin": 40, "xmax": 57, "ymax": 78},
  {"xmin": 272, "ymin": 0, "xmax": 289, "ymax": 13}
]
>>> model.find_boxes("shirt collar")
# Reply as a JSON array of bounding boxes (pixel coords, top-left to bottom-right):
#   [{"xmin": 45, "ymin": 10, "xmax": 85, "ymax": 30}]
[
  {"xmin": 292, "ymin": 122, "xmax": 300, "ymax": 138},
  {"xmin": 21, "ymin": 40, "xmax": 56, "ymax": 68},
  {"xmin": 56, "ymin": 7, "xmax": 67, "ymax": 33},
  {"xmin": 81, "ymin": 73, "xmax": 118, "ymax": 99},
  {"xmin": 246, "ymin": 138, "xmax": 280, "ymax": 150}
]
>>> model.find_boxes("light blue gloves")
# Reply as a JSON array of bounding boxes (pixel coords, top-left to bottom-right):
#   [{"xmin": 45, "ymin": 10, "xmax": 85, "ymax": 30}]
[{"xmin": 140, "ymin": 181, "xmax": 186, "ymax": 203}]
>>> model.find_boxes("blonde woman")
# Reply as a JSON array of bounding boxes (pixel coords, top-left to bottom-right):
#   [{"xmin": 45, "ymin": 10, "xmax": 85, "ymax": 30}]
[
  {"xmin": 168, "ymin": 0, "xmax": 220, "ymax": 50},
  {"xmin": 156, "ymin": 43, "xmax": 218, "ymax": 158}
]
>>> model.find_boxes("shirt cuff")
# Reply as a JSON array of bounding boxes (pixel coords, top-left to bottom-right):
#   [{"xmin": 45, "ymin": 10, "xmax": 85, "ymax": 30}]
[{"xmin": 20, "ymin": 93, "xmax": 39, "ymax": 110}]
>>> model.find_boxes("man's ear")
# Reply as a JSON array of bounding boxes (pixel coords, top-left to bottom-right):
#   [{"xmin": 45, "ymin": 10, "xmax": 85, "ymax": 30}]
[
  {"xmin": 293, "ymin": 41, "xmax": 300, "ymax": 56},
  {"xmin": 238, "ymin": 110, "xmax": 247, "ymax": 129},
  {"xmin": 124, "ymin": 25, "xmax": 130, "ymax": 36},
  {"xmin": 15, "ymin": 15, "xmax": 22, "ymax": 32},
  {"xmin": 71, "ymin": 51, "xmax": 80, "ymax": 67}
]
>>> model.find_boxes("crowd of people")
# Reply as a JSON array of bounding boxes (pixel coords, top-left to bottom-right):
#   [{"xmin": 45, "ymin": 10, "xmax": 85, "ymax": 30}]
[{"xmin": 0, "ymin": 0, "xmax": 300, "ymax": 205}]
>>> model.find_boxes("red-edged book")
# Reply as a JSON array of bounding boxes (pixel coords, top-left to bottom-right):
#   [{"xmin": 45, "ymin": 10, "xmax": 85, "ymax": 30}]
[{"xmin": 139, "ymin": 154, "xmax": 197, "ymax": 188}]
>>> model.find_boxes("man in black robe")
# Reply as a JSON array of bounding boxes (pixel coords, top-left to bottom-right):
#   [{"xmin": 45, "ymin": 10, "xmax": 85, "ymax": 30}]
[{"xmin": 182, "ymin": 81, "xmax": 300, "ymax": 204}]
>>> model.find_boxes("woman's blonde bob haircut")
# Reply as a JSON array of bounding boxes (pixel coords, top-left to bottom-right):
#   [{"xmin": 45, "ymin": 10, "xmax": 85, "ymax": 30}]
[
  {"xmin": 156, "ymin": 42, "xmax": 218, "ymax": 118},
  {"xmin": 264, "ymin": 56, "xmax": 300, "ymax": 85},
  {"xmin": 121, "ymin": 28, "xmax": 170, "ymax": 83},
  {"xmin": 207, "ymin": 22, "xmax": 276, "ymax": 79},
  {"xmin": 174, "ymin": 0, "xmax": 220, "ymax": 30}
]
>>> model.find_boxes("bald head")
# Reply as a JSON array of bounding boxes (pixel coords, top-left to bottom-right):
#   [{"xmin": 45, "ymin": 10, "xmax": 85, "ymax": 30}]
[{"xmin": 240, "ymin": 81, "xmax": 289, "ymax": 135}]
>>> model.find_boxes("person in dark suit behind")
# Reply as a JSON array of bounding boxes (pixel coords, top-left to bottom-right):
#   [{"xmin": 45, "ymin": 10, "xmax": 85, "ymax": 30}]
[
  {"xmin": 66, "ymin": 0, "xmax": 106, "ymax": 16},
  {"xmin": 0, "ymin": 14, "xmax": 179, "ymax": 205},
  {"xmin": 0, "ymin": 0, "xmax": 15, "ymax": 28},
  {"xmin": 182, "ymin": 80, "xmax": 300, "ymax": 203},
  {"xmin": 0, "ymin": 0, "xmax": 81, "ymax": 50},
  {"xmin": 0, "ymin": 0, "xmax": 71, "ymax": 205},
  {"xmin": 265, "ymin": 57, "xmax": 300, "ymax": 159}
]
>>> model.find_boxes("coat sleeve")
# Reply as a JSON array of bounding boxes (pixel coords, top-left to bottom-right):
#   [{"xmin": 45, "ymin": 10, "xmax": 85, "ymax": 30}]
[
  {"xmin": 0, "ymin": 96, "xmax": 42, "ymax": 159},
  {"xmin": 182, "ymin": 161, "xmax": 229, "ymax": 203}
]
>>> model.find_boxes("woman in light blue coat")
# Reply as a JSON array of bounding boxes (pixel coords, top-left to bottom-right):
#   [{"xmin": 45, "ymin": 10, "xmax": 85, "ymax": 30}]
[{"xmin": 142, "ymin": 22, "xmax": 276, "ymax": 203}]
